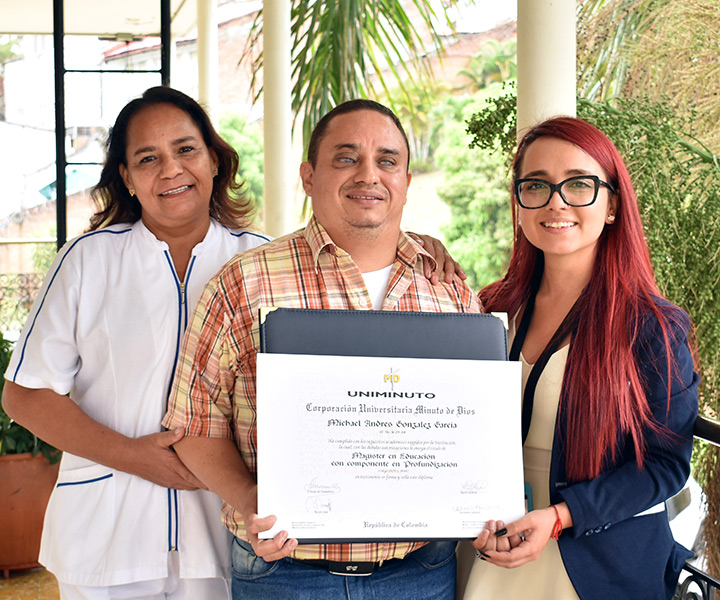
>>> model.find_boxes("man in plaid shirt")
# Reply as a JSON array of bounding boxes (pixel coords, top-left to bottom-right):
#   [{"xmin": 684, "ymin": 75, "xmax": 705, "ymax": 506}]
[{"xmin": 164, "ymin": 99, "xmax": 481, "ymax": 599}]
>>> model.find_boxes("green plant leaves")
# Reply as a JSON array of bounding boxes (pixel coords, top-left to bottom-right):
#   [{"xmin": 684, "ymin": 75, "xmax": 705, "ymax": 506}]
[{"xmin": 0, "ymin": 333, "xmax": 62, "ymax": 464}]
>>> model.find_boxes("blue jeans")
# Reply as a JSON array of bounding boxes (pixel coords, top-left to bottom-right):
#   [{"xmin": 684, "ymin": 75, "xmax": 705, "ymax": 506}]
[{"xmin": 231, "ymin": 538, "xmax": 456, "ymax": 600}]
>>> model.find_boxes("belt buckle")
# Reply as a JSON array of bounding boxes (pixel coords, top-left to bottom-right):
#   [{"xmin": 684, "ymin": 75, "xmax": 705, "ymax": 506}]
[{"xmin": 328, "ymin": 561, "xmax": 374, "ymax": 576}]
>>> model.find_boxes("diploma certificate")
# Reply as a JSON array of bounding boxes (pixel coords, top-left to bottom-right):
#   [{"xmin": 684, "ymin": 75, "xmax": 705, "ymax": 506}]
[{"xmin": 257, "ymin": 353, "xmax": 524, "ymax": 542}]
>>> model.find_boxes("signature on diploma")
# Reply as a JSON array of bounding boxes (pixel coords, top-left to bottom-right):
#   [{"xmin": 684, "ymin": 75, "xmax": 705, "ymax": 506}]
[
  {"xmin": 460, "ymin": 480, "xmax": 489, "ymax": 493},
  {"xmin": 304, "ymin": 478, "xmax": 342, "ymax": 494},
  {"xmin": 453, "ymin": 503, "xmax": 494, "ymax": 514},
  {"xmin": 306, "ymin": 496, "xmax": 332, "ymax": 514}
]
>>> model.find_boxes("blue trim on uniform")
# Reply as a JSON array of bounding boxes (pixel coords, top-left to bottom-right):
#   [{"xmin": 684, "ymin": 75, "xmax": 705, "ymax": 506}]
[
  {"xmin": 167, "ymin": 488, "xmax": 173, "ymax": 551},
  {"xmin": 56, "ymin": 473, "xmax": 113, "ymax": 487},
  {"xmin": 183, "ymin": 255, "xmax": 197, "ymax": 329},
  {"xmin": 163, "ymin": 251, "xmax": 184, "ymax": 403},
  {"xmin": 163, "ymin": 254, "xmax": 183, "ymax": 408},
  {"xmin": 173, "ymin": 488, "xmax": 180, "ymax": 551},
  {"xmin": 225, "ymin": 228, "xmax": 270, "ymax": 243},
  {"xmin": 11, "ymin": 228, "xmax": 132, "ymax": 379},
  {"xmin": 161, "ymin": 250, "xmax": 186, "ymax": 552}
]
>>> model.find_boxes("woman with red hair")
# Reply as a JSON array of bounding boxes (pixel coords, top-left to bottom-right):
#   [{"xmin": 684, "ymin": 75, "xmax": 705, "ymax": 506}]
[{"xmin": 462, "ymin": 117, "xmax": 699, "ymax": 599}]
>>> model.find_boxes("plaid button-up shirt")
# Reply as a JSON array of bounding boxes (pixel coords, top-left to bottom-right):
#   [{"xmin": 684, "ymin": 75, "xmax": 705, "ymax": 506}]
[{"xmin": 164, "ymin": 216, "xmax": 481, "ymax": 562}]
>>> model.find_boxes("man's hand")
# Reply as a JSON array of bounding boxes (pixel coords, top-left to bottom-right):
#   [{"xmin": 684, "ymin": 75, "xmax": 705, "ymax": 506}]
[
  {"xmin": 410, "ymin": 233, "xmax": 467, "ymax": 285},
  {"xmin": 173, "ymin": 436, "xmax": 299, "ymax": 561},
  {"xmin": 239, "ymin": 483, "xmax": 299, "ymax": 561}
]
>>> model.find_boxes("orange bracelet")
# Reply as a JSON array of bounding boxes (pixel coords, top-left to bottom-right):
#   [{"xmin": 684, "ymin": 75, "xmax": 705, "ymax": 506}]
[{"xmin": 550, "ymin": 504, "xmax": 563, "ymax": 540}]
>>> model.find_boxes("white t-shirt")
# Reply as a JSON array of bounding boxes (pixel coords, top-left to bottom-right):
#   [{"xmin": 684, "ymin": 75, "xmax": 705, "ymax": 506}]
[
  {"xmin": 361, "ymin": 264, "xmax": 393, "ymax": 310},
  {"xmin": 5, "ymin": 218, "xmax": 269, "ymax": 587}
]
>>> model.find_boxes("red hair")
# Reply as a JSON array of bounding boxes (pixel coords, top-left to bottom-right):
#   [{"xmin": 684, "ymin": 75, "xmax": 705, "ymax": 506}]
[{"xmin": 480, "ymin": 117, "xmax": 682, "ymax": 480}]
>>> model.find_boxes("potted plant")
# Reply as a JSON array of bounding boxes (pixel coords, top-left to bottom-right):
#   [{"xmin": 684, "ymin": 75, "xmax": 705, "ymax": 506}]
[{"xmin": 0, "ymin": 331, "xmax": 61, "ymax": 578}]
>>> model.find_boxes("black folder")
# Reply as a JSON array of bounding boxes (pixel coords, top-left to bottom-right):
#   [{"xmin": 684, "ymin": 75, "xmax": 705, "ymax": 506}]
[{"xmin": 259, "ymin": 308, "xmax": 508, "ymax": 361}]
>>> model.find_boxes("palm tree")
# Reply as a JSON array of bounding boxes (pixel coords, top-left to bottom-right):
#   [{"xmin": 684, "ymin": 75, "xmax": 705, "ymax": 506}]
[
  {"xmin": 578, "ymin": 0, "xmax": 720, "ymax": 576},
  {"xmin": 243, "ymin": 0, "xmax": 457, "ymax": 147},
  {"xmin": 386, "ymin": 77, "xmax": 452, "ymax": 171},
  {"xmin": 576, "ymin": 0, "xmax": 659, "ymax": 100},
  {"xmin": 458, "ymin": 39, "xmax": 517, "ymax": 92},
  {"xmin": 577, "ymin": 0, "xmax": 720, "ymax": 151}
]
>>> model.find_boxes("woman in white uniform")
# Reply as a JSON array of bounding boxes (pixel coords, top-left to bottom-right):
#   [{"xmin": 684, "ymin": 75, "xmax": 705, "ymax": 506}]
[{"xmin": 2, "ymin": 86, "xmax": 269, "ymax": 600}]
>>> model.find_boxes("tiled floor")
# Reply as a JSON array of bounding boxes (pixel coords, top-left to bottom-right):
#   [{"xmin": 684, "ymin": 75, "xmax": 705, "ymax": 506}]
[{"xmin": 0, "ymin": 567, "xmax": 60, "ymax": 600}]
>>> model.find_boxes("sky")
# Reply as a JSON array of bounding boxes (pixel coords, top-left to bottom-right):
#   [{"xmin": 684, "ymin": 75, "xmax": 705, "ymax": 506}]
[{"xmin": 451, "ymin": 0, "xmax": 518, "ymax": 33}]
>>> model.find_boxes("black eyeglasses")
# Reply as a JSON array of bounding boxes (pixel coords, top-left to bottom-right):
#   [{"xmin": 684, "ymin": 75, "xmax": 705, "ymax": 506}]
[{"xmin": 514, "ymin": 175, "xmax": 616, "ymax": 209}]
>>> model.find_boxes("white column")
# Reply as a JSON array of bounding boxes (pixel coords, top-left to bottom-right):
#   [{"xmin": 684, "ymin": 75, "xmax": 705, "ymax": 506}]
[
  {"xmin": 516, "ymin": 0, "xmax": 576, "ymax": 137},
  {"xmin": 197, "ymin": 0, "xmax": 219, "ymax": 127},
  {"xmin": 263, "ymin": 0, "xmax": 293, "ymax": 237}
]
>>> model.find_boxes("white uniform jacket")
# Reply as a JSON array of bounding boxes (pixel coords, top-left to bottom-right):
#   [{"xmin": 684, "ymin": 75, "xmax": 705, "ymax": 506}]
[{"xmin": 5, "ymin": 219, "xmax": 269, "ymax": 587}]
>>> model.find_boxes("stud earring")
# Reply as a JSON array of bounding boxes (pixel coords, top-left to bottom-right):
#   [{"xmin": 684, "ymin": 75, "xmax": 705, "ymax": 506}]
[
  {"xmin": 606, "ymin": 214, "xmax": 615, "ymax": 224},
  {"xmin": 129, "ymin": 188, "xmax": 135, "ymax": 197},
  {"xmin": 213, "ymin": 168, "xmax": 218, "ymax": 177}
]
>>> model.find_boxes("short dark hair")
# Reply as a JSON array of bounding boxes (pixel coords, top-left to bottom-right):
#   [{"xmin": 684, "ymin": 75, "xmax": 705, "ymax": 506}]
[
  {"xmin": 306, "ymin": 99, "xmax": 410, "ymax": 171},
  {"xmin": 89, "ymin": 86, "xmax": 254, "ymax": 231}
]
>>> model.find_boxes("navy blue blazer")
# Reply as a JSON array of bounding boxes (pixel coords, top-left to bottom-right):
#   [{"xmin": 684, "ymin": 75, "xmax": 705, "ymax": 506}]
[{"xmin": 550, "ymin": 302, "xmax": 699, "ymax": 600}]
